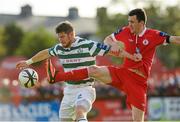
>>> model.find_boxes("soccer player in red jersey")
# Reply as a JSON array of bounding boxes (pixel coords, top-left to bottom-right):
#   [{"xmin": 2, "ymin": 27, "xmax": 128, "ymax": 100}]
[{"xmin": 47, "ymin": 8, "xmax": 180, "ymax": 121}]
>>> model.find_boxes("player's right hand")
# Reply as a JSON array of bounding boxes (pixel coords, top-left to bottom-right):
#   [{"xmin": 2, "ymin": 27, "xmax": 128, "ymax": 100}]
[{"xmin": 16, "ymin": 61, "xmax": 29, "ymax": 70}]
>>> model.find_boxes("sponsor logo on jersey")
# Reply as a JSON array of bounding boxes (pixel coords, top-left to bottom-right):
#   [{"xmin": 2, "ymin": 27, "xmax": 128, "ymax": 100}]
[
  {"xmin": 63, "ymin": 59, "xmax": 81, "ymax": 63},
  {"xmin": 128, "ymin": 39, "xmax": 134, "ymax": 42}
]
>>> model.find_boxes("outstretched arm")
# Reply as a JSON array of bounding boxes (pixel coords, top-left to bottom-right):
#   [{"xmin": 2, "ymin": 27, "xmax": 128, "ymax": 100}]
[
  {"xmin": 16, "ymin": 49, "xmax": 51, "ymax": 69},
  {"xmin": 104, "ymin": 35, "xmax": 142, "ymax": 62},
  {"xmin": 170, "ymin": 36, "xmax": 180, "ymax": 44}
]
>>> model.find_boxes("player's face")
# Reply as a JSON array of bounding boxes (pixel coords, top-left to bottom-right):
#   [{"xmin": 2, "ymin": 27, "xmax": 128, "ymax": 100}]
[
  {"xmin": 128, "ymin": 15, "xmax": 143, "ymax": 35},
  {"xmin": 57, "ymin": 32, "xmax": 74, "ymax": 48}
]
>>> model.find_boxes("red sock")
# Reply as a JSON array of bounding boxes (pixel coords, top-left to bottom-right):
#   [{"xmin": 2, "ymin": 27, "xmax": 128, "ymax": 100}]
[{"xmin": 55, "ymin": 68, "xmax": 89, "ymax": 82}]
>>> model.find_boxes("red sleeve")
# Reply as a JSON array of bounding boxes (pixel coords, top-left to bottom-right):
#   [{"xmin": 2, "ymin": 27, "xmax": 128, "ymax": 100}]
[
  {"xmin": 113, "ymin": 26, "xmax": 127, "ymax": 42},
  {"xmin": 154, "ymin": 30, "xmax": 169, "ymax": 46}
]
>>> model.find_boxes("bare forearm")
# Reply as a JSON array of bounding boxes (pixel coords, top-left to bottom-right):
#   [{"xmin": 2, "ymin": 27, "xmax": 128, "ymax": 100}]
[
  {"xmin": 104, "ymin": 35, "xmax": 114, "ymax": 45},
  {"xmin": 30, "ymin": 49, "xmax": 51, "ymax": 63},
  {"xmin": 120, "ymin": 50, "xmax": 134, "ymax": 60},
  {"xmin": 104, "ymin": 35, "xmax": 123, "ymax": 57},
  {"xmin": 16, "ymin": 49, "xmax": 51, "ymax": 69},
  {"xmin": 170, "ymin": 36, "xmax": 180, "ymax": 44}
]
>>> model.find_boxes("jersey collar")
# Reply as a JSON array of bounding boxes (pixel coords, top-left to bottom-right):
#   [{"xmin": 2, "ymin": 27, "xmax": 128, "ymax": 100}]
[{"xmin": 138, "ymin": 27, "xmax": 147, "ymax": 37}]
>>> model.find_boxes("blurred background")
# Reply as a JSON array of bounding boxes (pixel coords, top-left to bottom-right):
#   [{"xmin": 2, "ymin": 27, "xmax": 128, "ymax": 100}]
[{"xmin": 0, "ymin": 0, "xmax": 179, "ymax": 121}]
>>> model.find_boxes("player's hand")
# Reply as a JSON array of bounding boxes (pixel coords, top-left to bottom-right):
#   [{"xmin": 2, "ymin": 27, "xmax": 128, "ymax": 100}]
[
  {"xmin": 108, "ymin": 41, "xmax": 123, "ymax": 56},
  {"xmin": 111, "ymin": 42, "xmax": 120, "ymax": 54},
  {"xmin": 16, "ymin": 61, "xmax": 29, "ymax": 70},
  {"xmin": 133, "ymin": 53, "xmax": 142, "ymax": 62}
]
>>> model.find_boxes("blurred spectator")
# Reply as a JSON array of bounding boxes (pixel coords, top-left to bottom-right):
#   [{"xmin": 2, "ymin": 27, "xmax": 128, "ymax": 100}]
[
  {"xmin": 174, "ymin": 71, "xmax": 180, "ymax": 87},
  {"xmin": 148, "ymin": 71, "xmax": 180, "ymax": 96}
]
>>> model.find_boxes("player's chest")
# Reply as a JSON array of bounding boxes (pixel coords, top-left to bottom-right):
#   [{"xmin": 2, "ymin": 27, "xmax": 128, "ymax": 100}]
[
  {"xmin": 123, "ymin": 35, "xmax": 153, "ymax": 53},
  {"xmin": 57, "ymin": 47, "xmax": 88, "ymax": 56},
  {"xmin": 57, "ymin": 47, "xmax": 90, "ymax": 63}
]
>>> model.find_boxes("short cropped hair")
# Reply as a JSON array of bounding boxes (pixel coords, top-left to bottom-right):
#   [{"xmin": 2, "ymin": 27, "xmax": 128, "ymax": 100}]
[
  {"xmin": 128, "ymin": 8, "xmax": 147, "ymax": 24},
  {"xmin": 55, "ymin": 21, "xmax": 74, "ymax": 34}
]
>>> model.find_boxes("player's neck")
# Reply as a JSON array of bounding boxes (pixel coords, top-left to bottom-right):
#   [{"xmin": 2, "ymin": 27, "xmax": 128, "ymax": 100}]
[
  {"xmin": 136, "ymin": 26, "xmax": 146, "ymax": 36},
  {"xmin": 69, "ymin": 37, "xmax": 76, "ymax": 47}
]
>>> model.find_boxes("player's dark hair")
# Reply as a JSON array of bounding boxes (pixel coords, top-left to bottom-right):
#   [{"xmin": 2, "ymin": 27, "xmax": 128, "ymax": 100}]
[
  {"xmin": 128, "ymin": 8, "xmax": 147, "ymax": 24},
  {"xmin": 55, "ymin": 21, "xmax": 74, "ymax": 34}
]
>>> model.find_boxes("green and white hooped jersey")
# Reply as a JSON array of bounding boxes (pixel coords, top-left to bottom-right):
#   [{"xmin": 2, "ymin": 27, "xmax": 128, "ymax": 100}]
[{"xmin": 48, "ymin": 36, "xmax": 110, "ymax": 85}]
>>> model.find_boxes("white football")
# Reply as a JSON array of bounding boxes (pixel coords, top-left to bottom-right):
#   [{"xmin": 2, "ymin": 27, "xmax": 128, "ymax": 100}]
[{"xmin": 18, "ymin": 68, "xmax": 39, "ymax": 88}]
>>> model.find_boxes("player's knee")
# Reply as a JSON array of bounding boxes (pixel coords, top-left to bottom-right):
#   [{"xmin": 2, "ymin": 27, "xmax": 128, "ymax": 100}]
[
  {"xmin": 75, "ymin": 106, "xmax": 87, "ymax": 117},
  {"xmin": 75, "ymin": 99, "xmax": 91, "ymax": 113}
]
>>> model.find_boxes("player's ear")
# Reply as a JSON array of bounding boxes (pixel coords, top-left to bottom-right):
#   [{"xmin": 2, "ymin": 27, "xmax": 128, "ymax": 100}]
[
  {"xmin": 69, "ymin": 31, "xmax": 74, "ymax": 37},
  {"xmin": 140, "ymin": 20, "xmax": 145, "ymax": 25}
]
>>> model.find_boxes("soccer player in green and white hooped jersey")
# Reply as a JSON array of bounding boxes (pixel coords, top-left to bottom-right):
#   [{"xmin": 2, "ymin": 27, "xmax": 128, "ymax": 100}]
[
  {"xmin": 48, "ymin": 36, "xmax": 108, "ymax": 121},
  {"xmin": 16, "ymin": 21, "xmax": 142, "ymax": 122},
  {"xmin": 48, "ymin": 36, "xmax": 107, "ymax": 85}
]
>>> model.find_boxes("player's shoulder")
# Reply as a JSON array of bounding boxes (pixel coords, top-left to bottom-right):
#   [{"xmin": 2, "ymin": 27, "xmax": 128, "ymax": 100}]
[
  {"xmin": 48, "ymin": 44, "xmax": 62, "ymax": 53},
  {"xmin": 76, "ymin": 37, "xmax": 86, "ymax": 42},
  {"xmin": 146, "ymin": 28, "xmax": 168, "ymax": 37},
  {"xmin": 114, "ymin": 26, "xmax": 129, "ymax": 35},
  {"xmin": 76, "ymin": 36, "xmax": 91, "ymax": 43},
  {"xmin": 75, "ymin": 37, "xmax": 96, "ymax": 47},
  {"xmin": 147, "ymin": 28, "xmax": 160, "ymax": 33},
  {"xmin": 54, "ymin": 44, "xmax": 63, "ymax": 50},
  {"xmin": 77, "ymin": 37, "xmax": 95, "ymax": 44}
]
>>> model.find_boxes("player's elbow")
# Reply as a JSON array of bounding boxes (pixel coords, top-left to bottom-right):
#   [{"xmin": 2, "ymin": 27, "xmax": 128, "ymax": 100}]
[{"xmin": 104, "ymin": 35, "xmax": 113, "ymax": 45}]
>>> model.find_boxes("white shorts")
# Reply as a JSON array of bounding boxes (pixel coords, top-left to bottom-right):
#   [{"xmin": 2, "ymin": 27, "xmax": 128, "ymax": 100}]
[{"xmin": 59, "ymin": 85, "xmax": 96, "ymax": 120}]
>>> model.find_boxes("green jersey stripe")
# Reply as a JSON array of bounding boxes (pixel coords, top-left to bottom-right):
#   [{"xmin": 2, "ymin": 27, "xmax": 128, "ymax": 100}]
[
  {"xmin": 62, "ymin": 61, "xmax": 95, "ymax": 68},
  {"xmin": 66, "ymin": 78, "xmax": 94, "ymax": 84},
  {"xmin": 55, "ymin": 43, "xmax": 94, "ymax": 52},
  {"xmin": 92, "ymin": 47, "xmax": 101, "ymax": 56},
  {"xmin": 49, "ymin": 47, "xmax": 57, "ymax": 56},
  {"xmin": 57, "ymin": 53, "xmax": 91, "ymax": 59}
]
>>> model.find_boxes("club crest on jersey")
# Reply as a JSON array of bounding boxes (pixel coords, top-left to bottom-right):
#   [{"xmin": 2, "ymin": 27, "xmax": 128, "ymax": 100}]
[{"xmin": 143, "ymin": 39, "xmax": 149, "ymax": 45}]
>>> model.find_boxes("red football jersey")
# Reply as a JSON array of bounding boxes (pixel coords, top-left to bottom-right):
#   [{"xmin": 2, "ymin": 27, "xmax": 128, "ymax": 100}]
[{"xmin": 112, "ymin": 26, "xmax": 168, "ymax": 77}]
